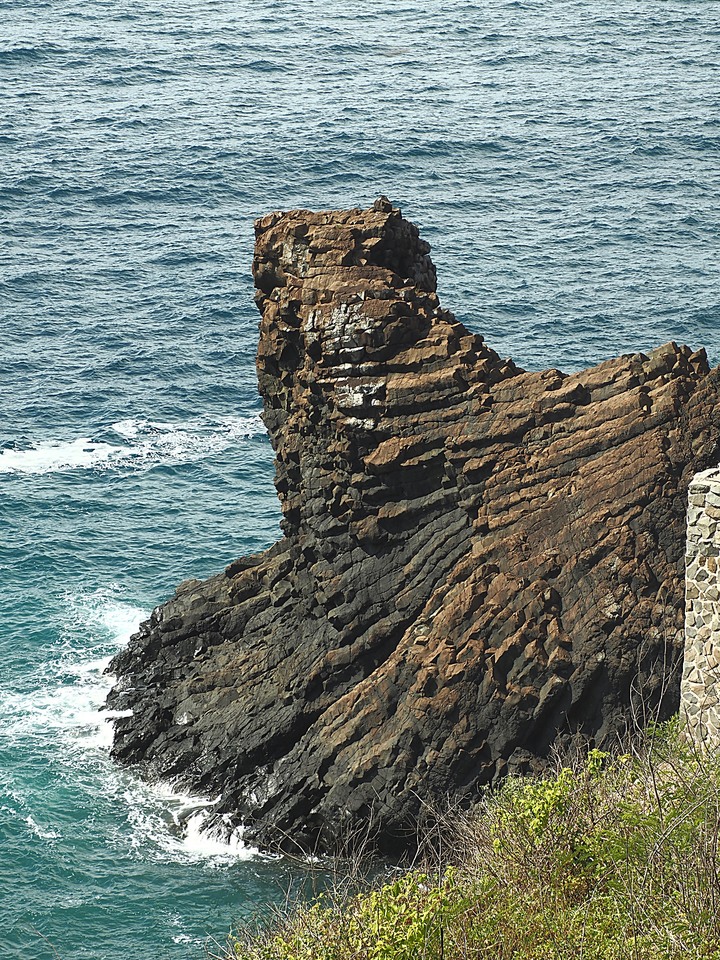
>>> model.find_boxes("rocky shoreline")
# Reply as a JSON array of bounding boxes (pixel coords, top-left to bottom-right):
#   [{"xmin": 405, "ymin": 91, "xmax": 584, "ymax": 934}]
[{"xmin": 106, "ymin": 200, "xmax": 720, "ymax": 855}]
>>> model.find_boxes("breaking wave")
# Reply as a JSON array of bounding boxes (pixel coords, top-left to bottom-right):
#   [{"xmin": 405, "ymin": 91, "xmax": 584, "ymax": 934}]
[
  {"xmin": 0, "ymin": 589, "xmax": 258, "ymax": 865},
  {"xmin": 0, "ymin": 414, "xmax": 264, "ymax": 476}
]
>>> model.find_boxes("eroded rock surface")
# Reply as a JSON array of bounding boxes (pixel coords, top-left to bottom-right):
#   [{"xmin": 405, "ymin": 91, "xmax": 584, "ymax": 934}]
[{"xmin": 107, "ymin": 200, "xmax": 720, "ymax": 854}]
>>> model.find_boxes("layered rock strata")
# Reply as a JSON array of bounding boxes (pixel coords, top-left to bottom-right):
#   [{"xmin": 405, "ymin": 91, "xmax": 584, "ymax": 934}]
[
  {"xmin": 682, "ymin": 469, "xmax": 720, "ymax": 745},
  {"xmin": 108, "ymin": 200, "xmax": 720, "ymax": 854}
]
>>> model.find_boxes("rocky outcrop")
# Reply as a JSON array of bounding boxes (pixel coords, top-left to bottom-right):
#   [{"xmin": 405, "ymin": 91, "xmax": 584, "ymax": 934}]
[{"xmin": 107, "ymin": 199, "xmax": 720, "ymax": 855}]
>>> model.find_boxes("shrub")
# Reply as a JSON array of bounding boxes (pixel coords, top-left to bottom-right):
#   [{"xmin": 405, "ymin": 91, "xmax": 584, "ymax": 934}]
[
  {"xmin": 221, "ymin": 723, "xmax": 720, "ymax": 960},
  {"xmin": 226, "ymin": 869, "xmax": 468, "ymax": 960}
]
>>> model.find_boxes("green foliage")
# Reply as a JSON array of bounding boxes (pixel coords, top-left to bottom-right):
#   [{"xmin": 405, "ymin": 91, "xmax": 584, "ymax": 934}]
[
  {"xmin": 230, "ymin": 869, "xmax": 467, "ymax": 960},
  {"xmin": 493, "ymin": 765, "xmax": 575, "ymax": 843},
  {"xmin": 225, "ymin": 724, "xmax": 720, "ymax": 960}
]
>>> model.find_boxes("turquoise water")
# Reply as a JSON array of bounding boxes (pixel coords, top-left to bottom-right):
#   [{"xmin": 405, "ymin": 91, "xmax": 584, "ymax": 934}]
[{"xmin": 2, "ymin": 1, "xmax": 719, "ymax": 957}]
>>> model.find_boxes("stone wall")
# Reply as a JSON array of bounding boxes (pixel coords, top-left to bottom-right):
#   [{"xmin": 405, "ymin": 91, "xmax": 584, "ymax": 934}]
[{"xmin": 683, "ymin": 469, "xmax": 720, "ymax": 745}]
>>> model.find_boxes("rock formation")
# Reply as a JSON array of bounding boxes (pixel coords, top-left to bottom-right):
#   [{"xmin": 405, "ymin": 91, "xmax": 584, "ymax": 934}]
[{"xmin": 107, "ymin": 199, "xmax": 720, "ymax": 855}]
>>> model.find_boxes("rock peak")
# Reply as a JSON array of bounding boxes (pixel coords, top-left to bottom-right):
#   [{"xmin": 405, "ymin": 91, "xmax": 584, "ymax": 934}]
[
  {"xmin": 373, "ymin": 195, "xmax": 395, "ymax": 213},
  {"xmin": 252, "ymin": 204, "xmax": 516, "ymax": 539},
  {"xmin": 108, "ymin": 203, "xmax": 720, "ymax": 855}
]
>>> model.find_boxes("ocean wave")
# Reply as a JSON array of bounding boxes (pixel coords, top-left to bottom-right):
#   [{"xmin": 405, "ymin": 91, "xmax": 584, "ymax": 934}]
[
  {"xmin": 0, "ymin": 589, "xmax": 258, "ymax": 863},
  {"xmin": 0, "ymin": 414, "xmax": 264, "ymax": 476},
  {"xmin": 121, "ymin": 783, "xmax": 259, "ymax": 864},
  {"xmin": 1, "ymin": 590, "xmax": 145, "ymax": 750},
  {"xmin": 0, "ymin": 42, "xmax": 65, "ymax": 63},
  {"xmin": 244, "ymin": 58, "xmax": 287, "ymax": 72},
  {"xmin": 25, "ymin": 815, "xmax": 61, "ymax": 842}
]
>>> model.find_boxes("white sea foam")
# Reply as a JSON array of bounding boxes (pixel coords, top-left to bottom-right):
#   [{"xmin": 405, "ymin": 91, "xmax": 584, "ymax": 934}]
[
  {"xmin": 169, "ymin": 917, "xmax": 209, "ymax": 949},
  {"xmin": 2, "ymin": 591, "xmax": 144, "ymax": 747},
  {"xmin": 25, "ymin": 815, "xmax": 60, "ymax": 841},
  {"xmin": 0, "ymin": 588, "xmax": 259, "ymax": 863},
  {"xmin": 0, "ymin": 413, "xmax": 264, "ymax": 475},
  {"xmin": 0, "ymin": 438, "xmax": 126, "ymax": 473},
  {"xmin": 121, "ymin": 780, "xmax": 259, "ymax": 864}
]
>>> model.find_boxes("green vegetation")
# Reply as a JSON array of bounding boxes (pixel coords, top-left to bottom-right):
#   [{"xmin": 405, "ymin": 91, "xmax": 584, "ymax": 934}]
[{"xmin": 223, "ymin": 721, "xmax": 720, "ymax": 960}]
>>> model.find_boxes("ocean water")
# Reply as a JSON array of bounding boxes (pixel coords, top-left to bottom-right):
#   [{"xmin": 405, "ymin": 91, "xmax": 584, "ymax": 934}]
[{"xmin": 1, "ymin": 1, "xmax": 718, "ymax": 957}]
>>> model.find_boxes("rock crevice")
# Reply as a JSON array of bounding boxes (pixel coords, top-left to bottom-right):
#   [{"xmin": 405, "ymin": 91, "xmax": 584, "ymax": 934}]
[{"xmin": 108, "ymin": 201, "xmax": 720, "ymax": 854}]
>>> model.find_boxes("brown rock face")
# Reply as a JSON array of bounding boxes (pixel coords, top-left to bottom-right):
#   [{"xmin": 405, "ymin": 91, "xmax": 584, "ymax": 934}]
[{"xmin": 107, "ymin": 201, "xmax": 720, "ymax": 855}]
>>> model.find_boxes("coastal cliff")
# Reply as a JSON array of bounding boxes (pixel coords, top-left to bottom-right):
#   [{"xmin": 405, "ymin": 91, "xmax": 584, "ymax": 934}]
[{"xmin": 107, "ymin": 200, "xmax": 720, "ymax": 854}]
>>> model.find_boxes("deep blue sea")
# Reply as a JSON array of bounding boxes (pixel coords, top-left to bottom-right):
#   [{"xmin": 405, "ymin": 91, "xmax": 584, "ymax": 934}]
[{"xmin": 1, "ymin": 1, "xmax": 719, "ymax": 957}]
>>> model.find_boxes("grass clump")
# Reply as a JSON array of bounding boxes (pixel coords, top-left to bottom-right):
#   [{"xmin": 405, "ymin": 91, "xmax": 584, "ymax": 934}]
[{"xmin": 223, "ymin": 721, "xmax": 720, "ymax": 960}]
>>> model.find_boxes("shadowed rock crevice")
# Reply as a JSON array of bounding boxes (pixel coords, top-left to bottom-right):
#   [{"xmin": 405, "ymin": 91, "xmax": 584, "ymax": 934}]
[{"xmin": 107, "ymin": 200, "xmax": 720, "ymax": 855}]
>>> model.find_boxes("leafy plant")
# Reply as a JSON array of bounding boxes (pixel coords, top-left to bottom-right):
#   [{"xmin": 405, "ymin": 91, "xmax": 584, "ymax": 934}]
[{"xmin": 222, "ymin": 723, "xmax": 720, "ymax": 960}]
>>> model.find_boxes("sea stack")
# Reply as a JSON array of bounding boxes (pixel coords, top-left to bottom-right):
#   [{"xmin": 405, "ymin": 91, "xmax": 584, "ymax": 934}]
[{"xmin": 107, "ymin": 200, "xmax": 720, "ymax": 854}]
